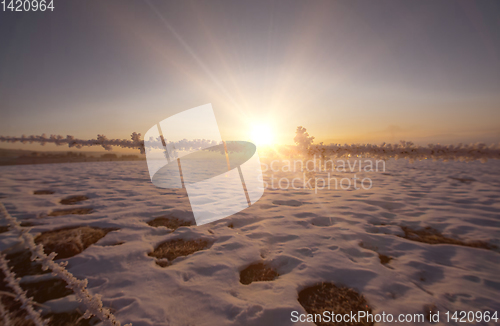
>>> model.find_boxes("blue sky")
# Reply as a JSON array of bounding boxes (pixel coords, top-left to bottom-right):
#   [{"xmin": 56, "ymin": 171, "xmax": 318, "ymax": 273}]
[{"xmin": 1, "ymin": 0, "xmax": 499, "ymax": 151}]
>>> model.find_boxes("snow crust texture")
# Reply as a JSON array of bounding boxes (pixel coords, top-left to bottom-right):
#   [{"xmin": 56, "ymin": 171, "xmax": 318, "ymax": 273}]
[{"xmin": 0, "ymin": 159, "xmax": 499, "ymax": 326}]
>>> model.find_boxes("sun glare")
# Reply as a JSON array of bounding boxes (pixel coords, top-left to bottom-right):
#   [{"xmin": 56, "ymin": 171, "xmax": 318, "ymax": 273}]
[{"xmin": 250, "ymin": 124, "xmax": 275, "ymax": 146}]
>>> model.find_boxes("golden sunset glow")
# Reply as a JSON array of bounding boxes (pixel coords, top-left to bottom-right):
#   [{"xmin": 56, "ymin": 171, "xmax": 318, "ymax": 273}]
[{"xmin": 250, "ymin": 123, "xmax": 275, "ymax": 147}]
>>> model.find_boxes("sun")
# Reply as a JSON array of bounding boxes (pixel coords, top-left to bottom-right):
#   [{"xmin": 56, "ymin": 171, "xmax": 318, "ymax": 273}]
[{"xmin": 250, "ymin": 124, "xmax": 275, "ymax": 146}]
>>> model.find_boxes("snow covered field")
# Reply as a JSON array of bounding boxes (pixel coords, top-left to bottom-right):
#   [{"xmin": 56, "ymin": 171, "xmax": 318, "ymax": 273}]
[{"xmin": 0, "ymin": 158, "xmax": 499, "ymax": 326}]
